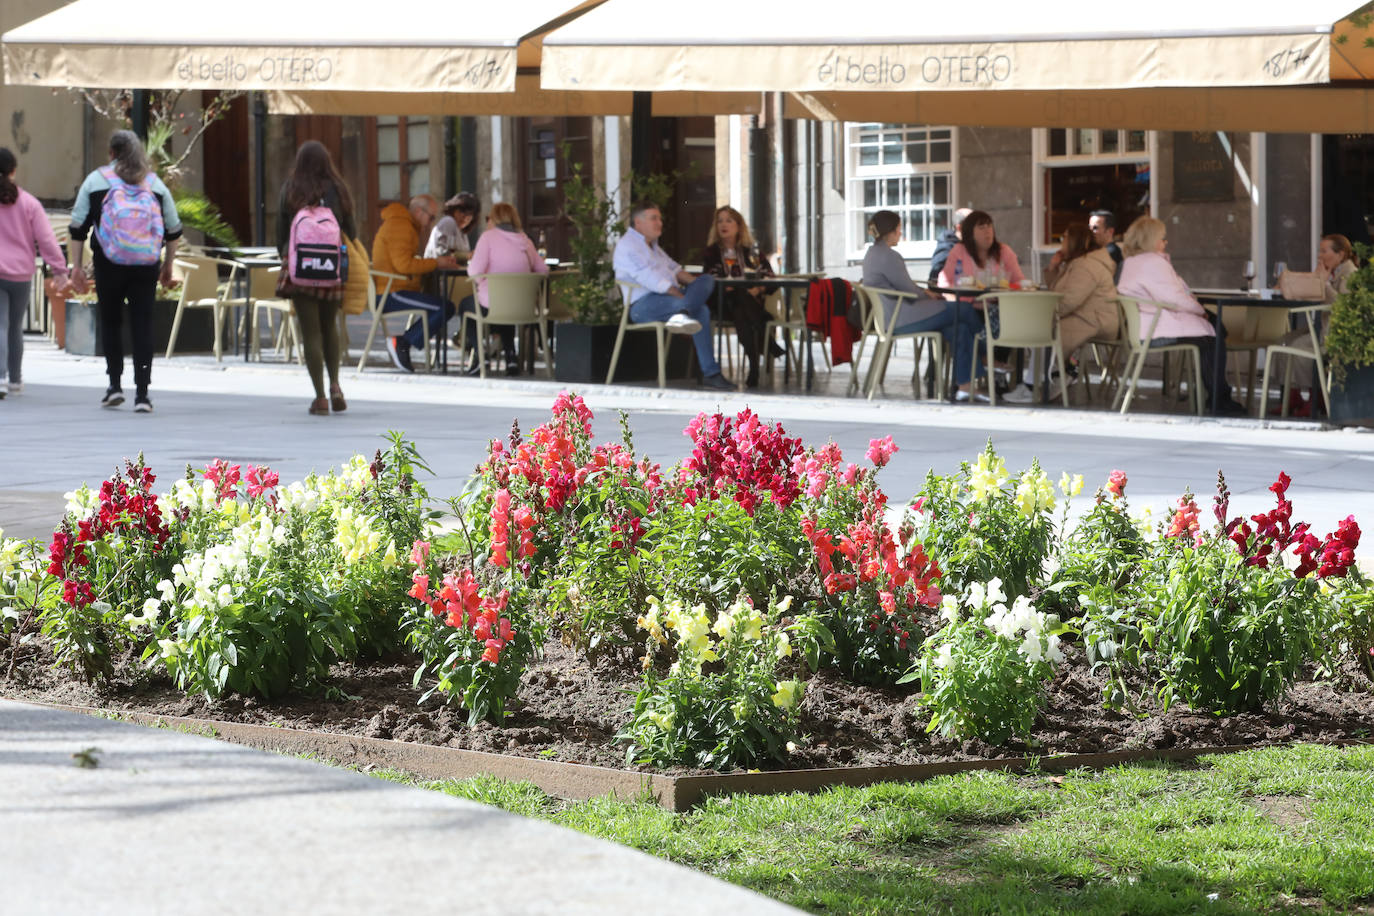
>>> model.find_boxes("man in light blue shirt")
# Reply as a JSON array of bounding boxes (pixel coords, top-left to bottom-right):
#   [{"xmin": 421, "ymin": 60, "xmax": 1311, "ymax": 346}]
[{"xmin": 613, "ymin": 201, "xmax": 731, "ymax": 390}]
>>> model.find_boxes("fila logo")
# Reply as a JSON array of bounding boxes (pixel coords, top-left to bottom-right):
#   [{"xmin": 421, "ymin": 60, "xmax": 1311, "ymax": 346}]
[{"xmin": 303, "ymin": 256, "xmax": 336, "ymax": 271}]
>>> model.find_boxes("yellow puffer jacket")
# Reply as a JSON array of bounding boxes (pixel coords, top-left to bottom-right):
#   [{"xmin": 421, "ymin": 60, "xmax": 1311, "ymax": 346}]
[{"xmin": 370, "ymin": 202, "xmax": 435, "ymax": 293}]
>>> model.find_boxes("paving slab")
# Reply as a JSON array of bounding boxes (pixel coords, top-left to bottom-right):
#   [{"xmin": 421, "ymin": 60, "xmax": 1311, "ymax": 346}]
[{"xmin": 0, "ymin": 700, "xmax": 799, "ymax": 915}]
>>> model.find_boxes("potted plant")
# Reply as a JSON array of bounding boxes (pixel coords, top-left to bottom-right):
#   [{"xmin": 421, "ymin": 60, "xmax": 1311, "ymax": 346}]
[
  {"xmin": 63, "ymin": 282, "xmax": 217, "ymax": 358},
  {"xmin": 1325, "ymin": 244, "xmax": 1374, "ymax": 426},
  {"xmin": 551, "ymin": 151, "xmax": 691, "ymax": 383}
]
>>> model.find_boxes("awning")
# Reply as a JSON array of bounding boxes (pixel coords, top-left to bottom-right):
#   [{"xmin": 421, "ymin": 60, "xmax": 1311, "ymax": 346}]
[
  {"xmin": 2, "ymin": 0, "xmax": 591, "ymax": 93},
  {"xmin": 542, "ymin": 0, "xmax": 1361, "ymax": 94}
]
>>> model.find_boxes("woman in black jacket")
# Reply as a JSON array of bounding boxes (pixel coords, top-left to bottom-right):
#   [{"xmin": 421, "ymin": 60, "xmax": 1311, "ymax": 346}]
[
  {"xmin": 701, "ymin": 206, "xmax": 779, "ymax": 388},
  {"xmin": 275, "ymin": 140, "xmax": 357, "ymax": 415}
]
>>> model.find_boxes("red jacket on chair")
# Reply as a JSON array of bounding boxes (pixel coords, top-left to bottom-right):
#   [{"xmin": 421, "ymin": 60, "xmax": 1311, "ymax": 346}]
[{"xmin": 806, "ymin": 277, "xmax": 858, "ymax": 366}]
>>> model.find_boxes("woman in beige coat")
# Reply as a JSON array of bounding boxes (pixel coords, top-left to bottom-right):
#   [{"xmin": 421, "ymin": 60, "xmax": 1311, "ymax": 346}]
[{"xmin": 1052, "ymin": 223, "xmax": 1119, "ymax": 357}]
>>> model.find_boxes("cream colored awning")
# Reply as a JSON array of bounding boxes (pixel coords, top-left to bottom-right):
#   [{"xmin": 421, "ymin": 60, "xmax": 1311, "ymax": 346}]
[
  {"xmin": 543, "ymin": 0, "xmax": 1360, "ymax": 93},
  {"xmin": 2, "ymin": 0, "xmax": 588, "ymax": 93}
]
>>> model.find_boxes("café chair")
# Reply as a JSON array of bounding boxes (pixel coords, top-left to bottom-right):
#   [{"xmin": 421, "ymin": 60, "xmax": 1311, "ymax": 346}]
[
  {"xmin": 460, "ymin": 273, "xmax": 551, "ymax": 379},
  {"xmin": 1206, "ymin": 303, "xmax": 1290, "ymax": 413},
  {"xmin": 357, "ymin": 269, "xmax": 430, "ymax": 373},
  {"xmin": 1254, "ymin": 303, "xmax": 1332, "ymax": 418},
  {"xmin": 975, "ymin": 291, "xmax": 1068, "ymax": 407},
  {"xmin": 764, "ymin": 280, "xmax": 832, "ymax": 380},
  {"xmin": 1076, "ymin": 313, "xmax": 1127, "ymax": 404},
  {"xmin": 607, "ymin": 282, "xmax": 673, "ymax": 389},
  {"xmin": 220, "ymin": 262, "xmax": 296, "ymax": 363},
  {"xmin": 850, "ymin": 285, "xmax": 946, "ymax": 401},
  {"xmin": 166, "ymin": 255, "xmax": 238, "ymax": 361},
  {"xmin": 1112, "ymin": 296, "xmax": 1205, "ymax": 416}
]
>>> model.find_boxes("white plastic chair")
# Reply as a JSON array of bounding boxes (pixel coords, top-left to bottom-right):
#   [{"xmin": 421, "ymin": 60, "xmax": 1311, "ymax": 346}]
[
  {"xmin": 607, "ymin": 282, "xmax": 673, "ymax": 388},
  {"xmin": 1112, "ymin": 296, "xmax": 1205, "ymax": 416},
  {"xmin": 851, "ymin": 284, "xmax": 946, "ymax": 401},
  {"xmin": 166, "ymin": 255, "xmax": 237, "ymax": 360},
  {"xmin": 356, "ymin": 270, "xmax": 430, "ymax": 373},
  {"xmin": 1255, "ymin": 303, "xmax": 1332, "ymax": 417},
  {"xmin": 975, "ymin": 291, "xmax": 1068, "ymax": 407},
  {"xmin": 461, "ymin": 273, "xmax": 551, "ymax": 379}
]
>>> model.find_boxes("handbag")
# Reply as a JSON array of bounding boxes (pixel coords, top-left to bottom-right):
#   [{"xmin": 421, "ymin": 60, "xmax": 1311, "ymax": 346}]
[
  {"xmin": 1277, "ymin": 270, "xmax": 1325, "ymax": 301},
  {"xmin": 340, "ymin": 236, "xmax": 371, "ymax": 315}
]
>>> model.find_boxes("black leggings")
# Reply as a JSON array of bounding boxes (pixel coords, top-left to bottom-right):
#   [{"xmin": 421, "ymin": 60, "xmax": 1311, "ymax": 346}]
[{"xmin": 95, "ymin": 262, "xmax": 159, "ymax": 391}]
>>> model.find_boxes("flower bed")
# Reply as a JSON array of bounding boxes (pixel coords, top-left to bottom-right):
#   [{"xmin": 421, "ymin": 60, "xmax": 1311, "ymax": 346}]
[{"xmin": 2, "ymin": 395, "xmax": 1372, "ymax": 777}]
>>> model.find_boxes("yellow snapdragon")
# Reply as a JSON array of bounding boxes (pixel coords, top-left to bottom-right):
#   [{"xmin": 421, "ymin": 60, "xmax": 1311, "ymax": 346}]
[
  {"xmin": 771, "ymin": 679, "xmax": 803, "ymax": 711},
  {"xmin": 1014, "ymin": 467, "xmax": 1055, "ymax": 517},
  {"xmin": 1058, "ymin": 472, "xmax": 1084, "ymax": 498},
  {"xmin": 968, "ymin": 451, "xmax": 1009, "ymax": 503}
]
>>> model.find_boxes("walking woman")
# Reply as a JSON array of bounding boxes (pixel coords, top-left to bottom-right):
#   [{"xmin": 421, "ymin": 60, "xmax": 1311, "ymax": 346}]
[
  {"xmin": 0, "ymin": 147, "xmax": 69, "ymax": 399},
  {"xmin": 69, "ymin": 130, "xmax": 182, "ymax": 412},
  {"xmin": 275, "ymin": 140, "xmax": 357, "ymax": 415}
]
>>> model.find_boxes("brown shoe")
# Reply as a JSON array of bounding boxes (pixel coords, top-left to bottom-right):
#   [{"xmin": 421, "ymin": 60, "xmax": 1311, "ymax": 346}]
[
  {"xmin": 330, "ymin": 386, "xmax": 347, "ymax": 412},
  {"xmin": 309, "ymin": 397, "xmax": 330, "ymax": 416}
]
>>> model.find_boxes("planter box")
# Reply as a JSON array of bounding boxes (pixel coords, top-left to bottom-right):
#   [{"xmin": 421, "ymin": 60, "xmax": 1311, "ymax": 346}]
[
  {"xmin": 1330, "ymin": 365, "xmax": 1374, "ymax": 428},
  {"xmin": 64, "ymin": 298, "xmax": 218, "ymax": 358},
  {"xmin": 552, "ymin": 321, "xmax": 694, "ymax": 384}
]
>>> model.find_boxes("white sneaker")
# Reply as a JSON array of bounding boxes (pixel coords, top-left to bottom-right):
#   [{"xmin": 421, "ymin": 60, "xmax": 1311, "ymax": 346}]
[
  {"xmin": 1002, "ymin": 383, "xmax": 1035, "ymax": 404},
  {"xmin": 954, "ymin": 389, "xmax": 990, "ymax": 404},
  {"xmin": 665, "ymin": 313, "xmax": 702, "ymax": 335},
  {"xmin": 6, "ymin": 381, "xmax": 19, "ymax": 394}
]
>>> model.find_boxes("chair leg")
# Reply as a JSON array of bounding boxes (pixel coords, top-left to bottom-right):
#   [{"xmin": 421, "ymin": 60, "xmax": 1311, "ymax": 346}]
[
  {"xmin": 1055, "ymin": 343, "xmax": 1070, "ymax": 408},
  {"xmin": 213, "ymin": 305, "xmax": 223, "ymax": 362},
  {"xmin": 606, "ymin": 318, "xmax": 629, "ymax": 385},
  {"xmin": 1189, "ymin": 349, "xmax": 1205, "ymax": 416},
  {"xmin": 986, "ymin": 338, "xmax": 998, "ymax": 406},
  {"xmin": 1281, "ymin": 357, "xmax": 1294, "ymax": 417},
  {"xmin": 166, "ymin": 302, "xmax": 186, "ymax": 359},
  {"xmin": 358, "ymin": 310, "xmax": 384, "ymax": 374},
  {"xmin": 864, "ymin": 339, "xmax": 890, "ymax": 400},
  {"xmin": 1245, "ymin": 351, "xmax": 1258, "ymax": 414},
  {"xmin": 1119, "ymin": 351, "xmax": 1148, "ymax": 414},
  {"xmin": 476, "ymin": 317, "xmax": 487, "ymax": 379},
  {"xmin": 655, "ymin": 326, "xmax": 667, "ymax": 390},
  {"xmin": 1257, "ymin": 350, "xmax": 1275, "ymax": 418}
]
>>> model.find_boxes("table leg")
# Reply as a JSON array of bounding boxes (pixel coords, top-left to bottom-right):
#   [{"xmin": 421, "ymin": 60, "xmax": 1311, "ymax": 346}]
[{"xmin": 1211, "ymin": 304, "xmax": 1224, "ymax": 415}]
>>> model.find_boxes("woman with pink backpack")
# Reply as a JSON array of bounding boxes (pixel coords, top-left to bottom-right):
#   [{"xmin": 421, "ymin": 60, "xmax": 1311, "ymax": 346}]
[
  {"xmin": 68, "ymin": 130, "xmax": 182, "ymax": 413},
  {"xmin": 275, "ymin": 140, "xmax": 357, "ymax": 415}
]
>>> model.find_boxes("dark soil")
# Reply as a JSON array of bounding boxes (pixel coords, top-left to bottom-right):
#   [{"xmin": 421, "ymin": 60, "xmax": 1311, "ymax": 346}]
[{"xmin": 3, "ymin": 639, "xmax": 1372, "ymax": 775}]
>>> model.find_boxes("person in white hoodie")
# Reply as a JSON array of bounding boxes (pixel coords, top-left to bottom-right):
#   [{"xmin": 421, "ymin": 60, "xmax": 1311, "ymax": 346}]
[{"xmin": 0, "ymin": 147, "xmax": 69, "ymax": 398}]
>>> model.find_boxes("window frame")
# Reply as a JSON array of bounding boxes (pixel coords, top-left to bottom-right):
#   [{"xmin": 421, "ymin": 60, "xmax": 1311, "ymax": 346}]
[
  {"xmin": 1031, "ymin": 128, "xmax": 1157, "ymax": 261},
  {"xmin": 844, "ymin": 123, "xmax": 959, "ymax": 262}
]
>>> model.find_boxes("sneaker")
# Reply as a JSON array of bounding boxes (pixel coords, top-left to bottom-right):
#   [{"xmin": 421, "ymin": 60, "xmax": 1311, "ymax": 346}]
[
  {"xmin": 1002, "ymin": 383, "xmax": 1035, "ymax": 404},
  {"xmin": 700, "ymin": 372, "xmax": 735, "ymax": 391},
  {"xmin": 101, "ymin": 387, "xmax": 124, "ymax": 408},
  {"xmin": 134, "ymin": 396, "xmax": 153, "ymax": 413},
  {"xmin": 954, "ymin": 389, "xmax": 991, "ymax": 404},
  {"xmin": 386, "ymin": 336, "xmax": 414, "ymax": 373},
  {"xmin": 6, "ymin": 382, "xmax": 19, "ymax": 394},
  {"xmin": 666, "ymin": 313, "xmax": 702, "ymax": 335}
]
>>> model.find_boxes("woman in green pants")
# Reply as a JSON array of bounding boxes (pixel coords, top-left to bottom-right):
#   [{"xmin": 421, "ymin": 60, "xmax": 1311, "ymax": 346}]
[{"xmin": 275, "ymin": 140, "xmax": 356, "ymax": 415}]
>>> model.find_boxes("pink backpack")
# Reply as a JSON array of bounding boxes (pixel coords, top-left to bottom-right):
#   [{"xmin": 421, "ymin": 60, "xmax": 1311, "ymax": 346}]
[
  {"xmin": 95, "ymin": 167, "xmax": 164, "ymax": 266},
  {"xmin": 287, "ymin": 205, "xmax": 343, "ymax": 287}
]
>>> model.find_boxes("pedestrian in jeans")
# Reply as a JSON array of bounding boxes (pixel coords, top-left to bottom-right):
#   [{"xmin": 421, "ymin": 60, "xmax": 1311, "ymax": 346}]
[
  {"xmin": 68, "ymin": 130, "xmax": 182, "ymax": 413},
  {"xmin": 612, "ymin": 201, "xmax": 732, "ymax": 390},
  {"xmin": 276, "ymin": 140, "xmax": 356, "ymax": 415},
  {"xmin": 0, "ymin": 147, "xmax": 70, "ymax": 398}
]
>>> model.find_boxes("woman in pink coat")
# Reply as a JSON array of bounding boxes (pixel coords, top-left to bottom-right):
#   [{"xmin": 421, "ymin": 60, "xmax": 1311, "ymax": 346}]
[
  {"xmin": 937, "ymin": 210, "xmax": 1025, "ymax": 295},
  {"xmin": 1117, "ymin": 216, "xmax": 1244, "ymax": 414},
  {"xmin": 459, "ymin": 202, "xmax": 549, "ymax": 376}
]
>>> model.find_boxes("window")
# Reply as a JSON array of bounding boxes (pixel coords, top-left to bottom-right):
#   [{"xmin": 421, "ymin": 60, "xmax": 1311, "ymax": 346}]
[
  {"xmin": 375, "ymin": 116, "xmax": 430, "ymax": 204},
  {"xmin": 1038, "ymin": 129, "xmax": 1152, "ymax": 247},
  {"xmin": 518, "ymin": 116, "xmax": 593, "ymax": 260},
  {"xmin": 846, "ymin": 123, "xmax": 956, "ymax": 260}
]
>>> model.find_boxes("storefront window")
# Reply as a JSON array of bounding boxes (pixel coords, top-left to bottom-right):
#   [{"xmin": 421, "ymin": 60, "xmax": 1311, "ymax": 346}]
[
  {"xmin": 1040, "ymin": 130, "xmax": 1152, "ymax": 246},
  {"xmin": 847, "ymin": 123, "xmax": 956, "ymax": 259}
]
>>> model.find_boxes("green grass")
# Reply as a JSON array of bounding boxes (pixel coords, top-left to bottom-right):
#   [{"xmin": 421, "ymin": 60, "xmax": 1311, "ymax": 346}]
[{"xmin": 371, "ymin": 744, "xmax": 1374, "ymax": 914}]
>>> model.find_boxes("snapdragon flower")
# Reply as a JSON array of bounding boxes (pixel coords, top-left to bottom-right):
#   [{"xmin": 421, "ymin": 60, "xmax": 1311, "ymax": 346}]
[{"xmin": 968, "ymin": 452, "xmax": 1009, "ymax": 503}]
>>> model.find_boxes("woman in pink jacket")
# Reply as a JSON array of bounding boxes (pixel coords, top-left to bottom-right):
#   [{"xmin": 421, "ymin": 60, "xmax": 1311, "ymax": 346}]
[
  {"xmin": 1117, "ymin": 216, "xmax": 1244, "ymax": 414},
  {"xmin": 937, "ymin": 210, "xmax": 1025, "ymax": 293},
  {"xmin": 0, "ymin": 147, "xmax": 69, "ymax": 398},
  {"xmin": 459, "ymin": 202, "xmax": 549, "ymax": 376}
]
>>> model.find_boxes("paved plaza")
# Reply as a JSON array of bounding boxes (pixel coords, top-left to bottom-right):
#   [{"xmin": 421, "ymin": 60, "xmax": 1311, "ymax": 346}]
[{"xmin": 2, "ymin": 338, "xmax": 1372, "ymax": 556}]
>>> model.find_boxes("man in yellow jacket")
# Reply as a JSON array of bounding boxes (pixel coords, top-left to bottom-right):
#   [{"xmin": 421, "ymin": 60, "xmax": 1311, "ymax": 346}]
[{"xmin": 372, "ymin": 194, "xmax": 458, "ymax": 372}]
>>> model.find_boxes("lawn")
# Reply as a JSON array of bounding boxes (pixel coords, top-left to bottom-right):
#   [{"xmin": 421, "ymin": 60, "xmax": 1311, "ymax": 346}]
[{"xmin": 376, "ymin": 743, "xmax": 1374, "ymax": 915}]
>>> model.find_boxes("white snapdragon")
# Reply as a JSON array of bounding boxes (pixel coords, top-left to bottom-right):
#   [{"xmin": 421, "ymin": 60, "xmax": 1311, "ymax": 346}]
[
  {"xmin": 123, "ymin": 597, "xmax": 162, "ymax": 630},
  {"xmin": 64, "ymin": 486, "xmax": 97, "ymax": 517},
  {"xmin": 164, "ymin": 478, "xmax": 218, "ymax": 514},
  {"xmin": 278, "ymin": 479, "xmax": 323, "ymax": 514}
]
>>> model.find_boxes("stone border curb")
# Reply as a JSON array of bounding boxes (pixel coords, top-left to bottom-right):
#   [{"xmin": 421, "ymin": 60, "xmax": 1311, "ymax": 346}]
[{"xmin": 23, "ymin": 699, "xmax": 1373, "ymax": 812}]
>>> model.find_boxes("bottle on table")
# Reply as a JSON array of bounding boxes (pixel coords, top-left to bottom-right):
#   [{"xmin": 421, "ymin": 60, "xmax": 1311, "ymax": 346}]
[{"xmin": 536, "ymin": 230, "xmax": 548, "ymax": 261}]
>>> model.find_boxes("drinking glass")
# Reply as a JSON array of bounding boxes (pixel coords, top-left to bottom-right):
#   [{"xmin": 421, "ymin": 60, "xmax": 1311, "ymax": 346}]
[
  {"xmin": 1273, "ymin": 261, "xmax": 1288, "ymax": 287},
  {"xmin": 1242, "ymin": 260, "xmax": 1256, "ymax": 291}
]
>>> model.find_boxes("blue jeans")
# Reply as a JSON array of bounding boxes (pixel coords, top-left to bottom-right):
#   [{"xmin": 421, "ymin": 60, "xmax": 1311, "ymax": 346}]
[
  {"xmin": 385, "ymin": 290, "xmax": 454, "ymax": 350},
  {"xmin": 629, "ymin": 275, "xmax": 720, "ymax": 377},
  {"xmin": 893, "ymin": 301, "xmax": 983, "ymax": 385}
]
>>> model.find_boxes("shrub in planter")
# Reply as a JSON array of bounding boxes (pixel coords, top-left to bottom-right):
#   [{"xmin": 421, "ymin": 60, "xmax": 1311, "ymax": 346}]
[{"xmin": 1326, "ymin": 243, "xmax": 1374, "ymax": 426}]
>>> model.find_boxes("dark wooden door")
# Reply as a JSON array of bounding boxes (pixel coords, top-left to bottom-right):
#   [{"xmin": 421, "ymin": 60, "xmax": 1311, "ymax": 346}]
[{"xmin": 199, "ymin": 92, "xmax": 251, "ymax": 243}]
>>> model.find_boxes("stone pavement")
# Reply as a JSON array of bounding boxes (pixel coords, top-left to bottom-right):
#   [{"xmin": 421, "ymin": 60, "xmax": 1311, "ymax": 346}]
[
  {"xmin": 2, "ymin": 338, "xmax": 1372, "ymax": 556},
  {"xmin": 0, "ymin": 700, "xmax": 798, "ymax": 915}
]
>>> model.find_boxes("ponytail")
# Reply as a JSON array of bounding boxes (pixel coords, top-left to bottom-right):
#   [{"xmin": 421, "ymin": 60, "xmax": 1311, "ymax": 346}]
[{"xmin": 0, "ymin": 148, "xmax": 17, "ymax": 206}]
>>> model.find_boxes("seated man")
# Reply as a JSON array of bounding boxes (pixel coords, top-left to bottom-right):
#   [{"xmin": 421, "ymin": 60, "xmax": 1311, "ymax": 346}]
[
  {"xmin": 372, "ymin": 193, "xmax": 458, "ymax": 372},
  {"xmin": 613, "ymin": 201, "xmax": 731, "ymax": 390}
]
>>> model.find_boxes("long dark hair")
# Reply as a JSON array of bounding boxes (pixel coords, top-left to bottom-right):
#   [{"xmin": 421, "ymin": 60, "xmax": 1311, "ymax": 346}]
[
  {"xmin": 284, "ymin": 140, "xmax": 354, "ymax": 219},
  {"xmin": 109, "ymin": 130, "xmax": 149, "ymax": 184},
  {"xmin": 1060, "ymin": 223, "xmax": 1098, "ymax": 264},
  {"xmin": 959, "ymin": 209, "xmax": 1002, "ymax": 268},
  {"xmin": 0, "ymin": 148, "xmax": 16, "ymax": 206}
]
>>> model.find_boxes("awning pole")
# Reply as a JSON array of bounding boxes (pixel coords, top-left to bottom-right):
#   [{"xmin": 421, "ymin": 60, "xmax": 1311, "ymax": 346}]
[
  {"xmin": 253, "ymin": 92, "xmax": 266, "ymax": 245},
  {"xmin": 630, "ymin": 91, "xmax": 652, "ymax": 175}
]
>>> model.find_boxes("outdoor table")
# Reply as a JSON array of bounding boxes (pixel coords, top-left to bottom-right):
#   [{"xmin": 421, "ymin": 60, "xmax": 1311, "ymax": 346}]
[
  {"xmin": 1192, "ymin": 290, "xmax": 1323, "ymax": 416},
  {"xmin": 711, "ymin": 274, "xmax": 817, "ymax": 390},
  {"xmin": 235, "ymin": 257, "xmax": 281, "ymax": 363}
]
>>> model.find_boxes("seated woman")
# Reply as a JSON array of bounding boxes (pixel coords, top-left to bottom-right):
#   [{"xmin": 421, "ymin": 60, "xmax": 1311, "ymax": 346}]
[
  {"xmin": 937, "ymin": 209, "xmax": 1025, "ymax": 291},
  {"xmin": 861, "ymin": 210, "xmax": 984, "ymax": 402},
  {"xmin": 1051, "ymin": 222, "xmax": 1120, "ymax": 361},
  {"xmin": 1116, "ymin": 215, "xmax": 1245, "ymax": 415},
  {"xmin": 700, "ymin": 205, "xmax": 779, "ymax": 388},
  {"xmin": 425, "ymin": 192, "xmax": 478, "ymax": 262},
  {"xmin": 459, "ymin": 202, "xmax": 549, "ymax": 376},
  {"xmin": 1279, "ymin": 233, "xmax": 1358, "ymax": 416}
]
